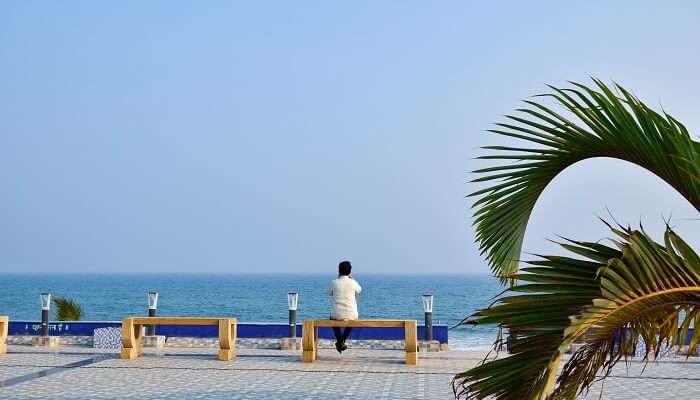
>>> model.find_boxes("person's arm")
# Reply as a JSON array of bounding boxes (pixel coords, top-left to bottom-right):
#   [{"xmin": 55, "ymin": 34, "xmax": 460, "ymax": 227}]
[
  {"xmin": 328, "ymin": 283, "xmax": 333, "ymax": 296},
  {"xmin": 353, "ymin": 280, "xmax": 362, "ymax": 294}
]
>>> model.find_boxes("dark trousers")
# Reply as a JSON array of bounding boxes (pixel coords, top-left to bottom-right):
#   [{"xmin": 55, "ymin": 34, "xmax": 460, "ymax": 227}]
[{"xmin": 333, "ymin": 327, "xmax": 353, "ymax": 344}]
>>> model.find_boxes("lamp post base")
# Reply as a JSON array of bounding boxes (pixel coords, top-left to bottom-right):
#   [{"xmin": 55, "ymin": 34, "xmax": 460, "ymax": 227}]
[
  {"xmin": 32, "ymin": 337, "xmax": 60, "ymax": 347},
  {"xmin": 142, "ymin": 335, "xmax": 166, "ymax": 348},
  {"xmin": 418, "ymin": 340, "xmax": 441, "ymax": 352},
  {"xmin": 280, "ymin": 337, "xmax": 301, "ymax": 351}
]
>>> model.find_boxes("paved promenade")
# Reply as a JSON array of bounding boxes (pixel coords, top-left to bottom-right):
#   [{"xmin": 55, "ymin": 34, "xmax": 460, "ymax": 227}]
[{"xmin": 1, "ymin": 345, "xmax": 699, "ymax": 399}]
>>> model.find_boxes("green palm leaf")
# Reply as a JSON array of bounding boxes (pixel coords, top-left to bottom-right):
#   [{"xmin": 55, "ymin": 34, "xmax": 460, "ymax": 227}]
[
  {"xmin": 53, "ymin": 297, "xmax": 83, "ymax": 321},
  {"xmin": 454, "ymin": 226, "xmax": 700, "ymax": 400},
  {"xmin": 553, "ymin": 227, "xmax": 700, "ymax": 399},
  {"xmin": 471, "ymin": 79, "xmax": 700, "ymax": 282},
  {"xmin": 454, "ymin": 235, "xmax": 610, "ymax": 400}
]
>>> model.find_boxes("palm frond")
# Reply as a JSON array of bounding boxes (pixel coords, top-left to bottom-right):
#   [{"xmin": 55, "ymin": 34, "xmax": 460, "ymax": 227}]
[
  {"xmin": 53, "ymin": 297, "xmax": 83, "ymax": 321},
  {"xmin": 471, "ymin": 79, "xmax": 700, "ymax": 282},
  {"xmin": 454, "ymin": 226, "xmax": 700, "ymax": 400},
  {"xmin": 454, "ymin": 237, "xmax": 608, "ymax": 399},
  {"xmin": 553, "ymin": 227, "xmax": 700, "ymax": 399}
]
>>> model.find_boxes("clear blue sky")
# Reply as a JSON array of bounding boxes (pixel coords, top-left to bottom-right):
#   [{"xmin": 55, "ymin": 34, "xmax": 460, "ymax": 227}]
[{"xmin": 1, "ymin": 1, "xmax": 699, "ymax": 274}]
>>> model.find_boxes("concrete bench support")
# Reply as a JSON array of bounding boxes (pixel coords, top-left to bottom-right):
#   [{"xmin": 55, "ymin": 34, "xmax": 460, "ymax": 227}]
[
  {"xmin": 301, "ymin": 319, "xmax": 418, "ymax": 365},
  {"xmin": 0, "ymin": 316, "xmax": 7, "ymax": 355},
  {"xmin": 120, "ymin": 317, "xmax": 237, "ymax": 361}
]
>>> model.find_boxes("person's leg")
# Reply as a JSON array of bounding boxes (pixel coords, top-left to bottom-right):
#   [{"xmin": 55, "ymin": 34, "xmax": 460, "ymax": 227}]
[
  {"xmin": 332, "ymin": 327, "xmax": 347, "ymax": 353},
  {"xmin": 333, "ymin": 327, "xmax": 343, "ymax": 343},
  {"xmin": 342, "ymin": 327, "xmax": 353, "ymax": 342}
]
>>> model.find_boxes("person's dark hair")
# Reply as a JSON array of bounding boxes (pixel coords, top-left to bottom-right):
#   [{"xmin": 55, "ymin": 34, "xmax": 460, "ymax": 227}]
[{"xmin": 338, "ymin": 261, "xmax": 352, "ymax": 276}]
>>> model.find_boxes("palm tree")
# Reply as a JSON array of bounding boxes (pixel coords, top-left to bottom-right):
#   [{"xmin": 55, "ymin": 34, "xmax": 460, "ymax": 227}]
[
  {"xmin": 456, "ymin": 79, "xmax": 700, "ymax": 399},
  {"xmin": 53, "ymin": 297, "xmax": 83, "ymax": 321}
]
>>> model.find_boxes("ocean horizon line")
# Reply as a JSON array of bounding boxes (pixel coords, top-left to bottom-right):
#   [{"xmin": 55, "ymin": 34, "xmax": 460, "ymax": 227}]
[{"xmin": 0, "ymin": 271, "xmax": 493, "ymax": 277}]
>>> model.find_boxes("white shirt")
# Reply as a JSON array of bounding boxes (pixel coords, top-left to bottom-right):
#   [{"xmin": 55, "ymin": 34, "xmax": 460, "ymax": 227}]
[{"xmin": 328, "ymin": 276, "xmax": 362, "ymax": 320}]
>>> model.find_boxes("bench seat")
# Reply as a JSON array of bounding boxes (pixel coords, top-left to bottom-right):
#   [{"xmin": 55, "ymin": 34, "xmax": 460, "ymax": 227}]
[
  {"xmin": 301, "ymin": 319, "xmax": 418, "ymax": 365},
  {"xmin": 120, "ymin": 317, "xmax": 237, "ymax": 361}
]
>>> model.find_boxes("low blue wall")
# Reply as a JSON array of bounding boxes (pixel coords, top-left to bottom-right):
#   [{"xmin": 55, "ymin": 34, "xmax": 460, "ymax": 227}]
[
  {"xmin": 8, "ymin": 320, "xmax": 448, "ymax": 344},
  {"xmin": 9, "ymin": 321, "xmax": 119, "ymax": 336}
]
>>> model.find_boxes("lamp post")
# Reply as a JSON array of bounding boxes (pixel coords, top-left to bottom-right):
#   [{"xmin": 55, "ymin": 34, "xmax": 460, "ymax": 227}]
[
  {"xmin": 287, "ymin": 292, "xmax": 298, "ymax": 338},
  {"xmin": 40, "ymin": 293, "xmax": 51, "ymax": 337},
  {"xmin": 422, "ymin": 294, "xmax": 434, "ymax": 342},
  {"xmin": 147, "ymin": 291, "xmax": 159, "ymax": 336}
]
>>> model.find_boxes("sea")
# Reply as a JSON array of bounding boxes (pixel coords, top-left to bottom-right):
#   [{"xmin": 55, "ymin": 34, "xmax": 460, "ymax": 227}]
[{"xmin": 0, "ymin": 274, "xmax": 502, "ymax": 350}]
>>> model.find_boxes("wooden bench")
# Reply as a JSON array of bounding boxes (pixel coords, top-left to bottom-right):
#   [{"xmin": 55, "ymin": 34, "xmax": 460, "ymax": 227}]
[
  {"xmin": 120, "ymin": 317, "xmax": 237, "ymax": 361},
  {"xmin": 0, "ymin": 316, "xmax": 7, "ymax": 355},
  {"xmin": 301, "ymin": 319, "xmax": 418, "ymax": 365}
]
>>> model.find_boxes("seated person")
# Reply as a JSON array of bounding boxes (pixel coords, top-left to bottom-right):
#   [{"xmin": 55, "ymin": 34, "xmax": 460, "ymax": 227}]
[{"xmin": 328, "ymin": 260, "xmax": 362, "ymax": 353}]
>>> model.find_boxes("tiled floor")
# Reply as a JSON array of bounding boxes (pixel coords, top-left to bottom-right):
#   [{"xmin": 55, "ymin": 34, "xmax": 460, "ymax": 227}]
[{"xmin": 0, "ymin": 346, "xmax": 698, "ymax": 399}]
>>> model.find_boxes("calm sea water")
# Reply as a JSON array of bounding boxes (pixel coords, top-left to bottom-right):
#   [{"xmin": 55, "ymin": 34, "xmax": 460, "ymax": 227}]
[{"xmin": 0, "ymin": 274, "xmax": 501, "ymax": 349}]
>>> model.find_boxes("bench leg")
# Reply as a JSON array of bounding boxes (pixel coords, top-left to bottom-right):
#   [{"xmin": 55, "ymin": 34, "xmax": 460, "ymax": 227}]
[
  {"xmin": 120, "ymin": 319, "xmax": 142, "ymax": 360},
  {"xmin": 0, "ymin": 318, "xmax": 7, "ymax": 355},
  {"xmin": 228, "ymin": 320, "xmax": 237, "ymax": 360},
  {"xmin": 218, "ymin": 319, "xmax": 236, "ymax": 361},
  {"xmin": 404, "ymin": 320, "xmax": 418, "ymax": 365},
  {"xmin": 314, "ymin": 326, "xmax": 319, "ymax": 359},
  {"xmin": 121, "ymin": 347, "xmax": 139, "ymax": 360},
  {"xmin": 301, "ymin": 320, "xmax": 316, "ymax": 362}
]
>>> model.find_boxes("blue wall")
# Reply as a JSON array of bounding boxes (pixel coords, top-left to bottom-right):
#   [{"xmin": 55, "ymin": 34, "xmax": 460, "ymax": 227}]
[{"xmin": 8, "ymin": 320, "xmax": 448, "ymax": 343}]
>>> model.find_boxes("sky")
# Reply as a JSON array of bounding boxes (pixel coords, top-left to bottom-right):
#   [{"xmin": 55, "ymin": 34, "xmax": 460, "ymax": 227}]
[{"xmin": 1, "ymin": 1, "xmax": 699, "ymax": 274}]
